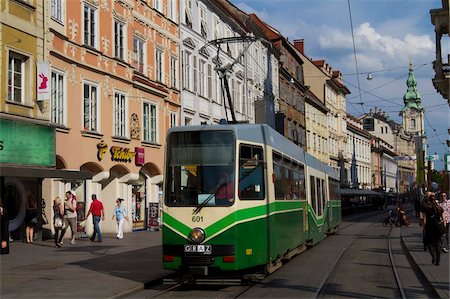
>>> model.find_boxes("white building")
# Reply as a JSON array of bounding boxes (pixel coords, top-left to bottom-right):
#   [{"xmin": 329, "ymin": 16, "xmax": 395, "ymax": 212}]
[{"xmin": 346, "ymin": 115, "xmax": 372, "ymax": 189}]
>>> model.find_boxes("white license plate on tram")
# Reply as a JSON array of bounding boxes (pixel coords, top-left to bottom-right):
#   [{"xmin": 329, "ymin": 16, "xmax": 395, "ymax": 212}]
[{"xmin": 184, "ymin": 244, "xmax": 212, "ymax": 254}]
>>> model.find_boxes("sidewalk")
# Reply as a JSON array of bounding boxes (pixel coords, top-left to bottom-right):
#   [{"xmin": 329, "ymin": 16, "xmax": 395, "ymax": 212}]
[
  {"xmin": 0, "ymin": 231, "xmax": 172, "ymax": 299},
  {"xmin": 400, "ymin": 212, "xmax": 450, "ymax": 298}
]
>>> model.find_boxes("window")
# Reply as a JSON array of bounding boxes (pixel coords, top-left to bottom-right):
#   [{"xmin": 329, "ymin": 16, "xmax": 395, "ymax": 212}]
[
  {"xmin": 213, "ymin": 18, "xmax": 221, "ymax": 40},
  {"xmin": 133, "ymin": 36, "xmax": 144, "ymax": 73},
  {"xmin": 51, "ymin": 0, "xmax": 64, "ymax": 23},
  {"xmin": 185, "ymin": 0, "xmax": 193, "ymax": 28},
  {"xmin": 199, "ymin": 60, "xmax": 206, "ymax": 96},
  {"xmin": 183, "ymin": 51, "xmax": 191, "ymax": 90},
  {"xmin": 310, "ymin": 176, "xmax": 317, "ymax": 212},
  {"xmin": 170, "ymin": 56, "xmax": 177, "ymax": 88},
  {"xmin": 114, "ymin": 20, "xmax": 125, "ymax": 60},
  {"xmin": 155, "ymin": 48, "xmax": 163, "ymax": 82},
  {"xmin": 168, "ymin": 0, "xmax": 176, "ymax": 22},
  {"xmin": 170, "ymin": 112, "xmax": 177, "ymax": 127},
  {"xmin": 7, "ymin": 51, "xmax": 28, "ymax": 103},
  {"xmin": 143, "ymin": 102, "xmax": 157, "ymax": 143},
  {"xmin": 239, "ymin": 145, "xmax": 265, "ymax": 200},
  {"xmin": 200, "ymin": 7, "xmax": 207, "ymax": 38},
  {"xmin": 411, "ymin": 118, "xmax": 416, "ymax": 129},
  {"xmin": 153, "ymin": 0, "xmax": 162, "ymax": 12},
  {"xmin": 193, "ymin": 55, "xmax": 198, "ymax": 93},
  {"xmin": 207, "ymin": 64, "xmax": 213, "ymax": 99},
  {"xmin": 114, "ymin": 92, "xmax": 126, "ymax": 137},
  {"xmin": 83, "ymin": 82, "xmax": 98, "ymax": 131},
  {"xmin": 51, "ymin": 71, "xmax": 65, "ymax": 125},
  {"xmin": 83, "ymin": 3, "xmax": 97, "ymax": 47}
]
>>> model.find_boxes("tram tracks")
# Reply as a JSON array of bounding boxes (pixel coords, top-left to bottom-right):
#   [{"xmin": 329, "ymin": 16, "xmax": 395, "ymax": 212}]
[{"xmin": 315, "ymin": 210, "xmax": 440, "ymax": 299}]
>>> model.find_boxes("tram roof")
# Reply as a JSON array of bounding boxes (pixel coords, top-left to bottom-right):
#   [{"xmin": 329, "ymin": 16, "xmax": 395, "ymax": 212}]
[{"xmin": 168, "ymin": 124, "xmax": 339, "ymax": 180}]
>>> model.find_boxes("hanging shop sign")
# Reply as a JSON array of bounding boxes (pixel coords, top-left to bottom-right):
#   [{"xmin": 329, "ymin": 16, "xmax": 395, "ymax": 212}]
[
  {"xmin": 37, "ymin": 61, "xmax": 50, "ymax": 101},
  {"xmin": 135, "ymin": 147, "xmax": 145, "ymax": 166}
]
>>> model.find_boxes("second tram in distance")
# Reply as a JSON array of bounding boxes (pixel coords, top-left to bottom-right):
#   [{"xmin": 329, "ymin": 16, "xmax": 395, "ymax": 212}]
[{"xmin": 162, "ymin": 123, "xmax": 341, "ymax": 280}]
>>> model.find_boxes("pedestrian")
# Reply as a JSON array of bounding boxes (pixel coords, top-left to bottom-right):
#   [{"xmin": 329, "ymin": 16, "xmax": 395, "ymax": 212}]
[
  {"xmin": 1, "ymin": 197, "xmax": 10, "ymax": 255},
  {"xmin": 60, "ymin": 191, "xmax": 78, "ymax": 245},
  {"xmin": 84, "ymin": 194, "xmax": 105, "ymax": 242},
  {"xmin": 112, "ymin": 198, "xmax": 129, "ymax": 239},
  {"xmin": 53, "ymin": 197, "xmax": 65, "ymax": 248},
  {"xmin": 438, "ymin": 192, "xmax": 449, "ymax": 253},
  {"xmin": 25, "ymin": 194, "xmax": 38, "ymax": 244},
  {"xmin": 421, "ymin": 192, "xmax": 446, "ymax": 265}
]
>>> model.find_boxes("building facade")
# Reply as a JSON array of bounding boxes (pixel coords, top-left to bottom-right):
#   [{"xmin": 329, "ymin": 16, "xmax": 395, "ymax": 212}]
[
  {"xmin": 42, "ymin": 0, "xmax": 180, "ymax": 236},
  {"xmin": 371, "ymin": 137, "xmax": 398, "ymax": 192},
  {"xmin": 346, "ymin": 115, "xmax": 372, "ymax": 189},
  {"xmin": 180, "ymin": 0, "xmax": 253, "ymax": 125},
  {"xmin": 430, "ymin": 0, "xmax": 449, "ymax": 101}
]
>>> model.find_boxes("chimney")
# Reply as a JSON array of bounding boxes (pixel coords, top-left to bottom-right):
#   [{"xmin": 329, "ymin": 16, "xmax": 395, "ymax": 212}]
[{"xmin": 293, "ymin": 39, "xmax": 304, "ymax": 54}]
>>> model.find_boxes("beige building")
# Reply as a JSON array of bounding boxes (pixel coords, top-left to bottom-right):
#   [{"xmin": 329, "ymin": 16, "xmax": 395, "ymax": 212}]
[{"xmin": 42, "ymin": 0, "xmax": 180, "ymax": 237}]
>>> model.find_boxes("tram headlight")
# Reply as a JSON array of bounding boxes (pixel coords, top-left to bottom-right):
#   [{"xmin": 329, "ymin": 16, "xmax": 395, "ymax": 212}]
[{"xmin": 189, "ymin": 227, "xmax": 205, "ymax": 244}]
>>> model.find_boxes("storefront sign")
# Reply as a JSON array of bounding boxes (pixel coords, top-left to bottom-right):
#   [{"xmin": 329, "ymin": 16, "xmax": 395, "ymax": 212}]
[
  {"xmin": 135, "ymin": 147, "xmax": 145, "ymax": 166},
  {"xmin": 0, "ymin": 119, "xmax": 55, "ymax": 166},
  {"xmin": 96, "ymin": 141, "xmax": 108, "ymax": 161},
  {"xmin": 148, "ymin": 203, "xmax": 159, "ymax": 228},
  {"xmin": 110, "ymin": 146, "xmax": 136, "ymax": 162},
  {"xmin": 37, "ymin": 61, "xmax": 50, "ymax": 101}
]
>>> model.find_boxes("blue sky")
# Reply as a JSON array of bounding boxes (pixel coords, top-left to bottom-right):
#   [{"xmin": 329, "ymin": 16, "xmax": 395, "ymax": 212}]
[{"xmin": 230, "ymin": 0, "xmax": 449, "ymax": 170}]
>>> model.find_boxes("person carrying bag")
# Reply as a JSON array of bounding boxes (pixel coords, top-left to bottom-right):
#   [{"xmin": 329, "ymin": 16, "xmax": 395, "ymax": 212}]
[{"xmin": 53, "ymin": 197, "xmax": 65, "ymax": 248}]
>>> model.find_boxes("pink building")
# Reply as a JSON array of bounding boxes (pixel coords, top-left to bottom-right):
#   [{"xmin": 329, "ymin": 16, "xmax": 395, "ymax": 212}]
[{"xmin": 42, "ymin": 0, "xmax": 180, "ymax": 237}]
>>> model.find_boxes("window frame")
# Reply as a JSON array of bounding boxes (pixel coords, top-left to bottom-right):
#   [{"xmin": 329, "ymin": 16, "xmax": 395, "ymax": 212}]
[
  {"xmin": 114, "ymin": 19, "xmax": 125, "ymax": 60},
  {"xmin": 155, "ymin": 48, "xmax": 164, "ymax": 83},
  {"xmin": 133, "ymin": 36, "xmax": 145, "ymax": 73},
  {"xmin": 7, "ymin": 51, "xmax": 29, "ymax": 104},
  {"xmin": 50, "ymin": 69, "xmax": 66, "ymax": 126},
  {"xmin": 82, "ymin": 81, "xmax": 99, "ymax": 132},
  {"xmin": 113, "ymin": 91, "xmax": 127, "ymax": 138},
  {"xmin": 83, "ymin": 3, "xmax": 98, "ymax": 48},
  {"xmin": 170, "ymin": 56, "xmax": 177, "ymax": 89},
  {"xmin": 143, "ymin": 101, "xmax": 158, "ymax": 143},
  {"xmin": 51, "ymin": 0, "xmax": 65, "ymax": 23}
]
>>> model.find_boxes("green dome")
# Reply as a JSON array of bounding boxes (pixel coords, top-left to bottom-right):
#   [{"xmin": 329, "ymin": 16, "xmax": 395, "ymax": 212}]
[{"xmin": 402, "ymin": 62, "xmax": 423, "ymax": 111}]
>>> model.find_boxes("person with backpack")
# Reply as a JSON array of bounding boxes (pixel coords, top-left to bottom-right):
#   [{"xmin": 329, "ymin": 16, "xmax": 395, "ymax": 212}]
[{"xmin": 60, "ymin": 191, "xmax": 77, "ymax": 245}]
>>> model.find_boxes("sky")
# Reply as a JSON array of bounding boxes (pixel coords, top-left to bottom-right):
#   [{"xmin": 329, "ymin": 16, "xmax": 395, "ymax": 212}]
[{"xmin": 230, "ymin": 0, "xmax": 449, "ymax": 171}]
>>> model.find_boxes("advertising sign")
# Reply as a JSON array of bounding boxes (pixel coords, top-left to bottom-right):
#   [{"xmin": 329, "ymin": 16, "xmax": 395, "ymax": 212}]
[
  {"xmin": 37, "ymin": 61, "xmax": 50, "ymax": 101},
  {"xmin": 135, "ymin": 147, "xmax": 145, "ymax": 166},
  {"xmin": 425, "ymin": 154, "xmax": 439, "ymax": 161},
  {"xmin": 0, "ymin": 119, "xmax": 55, "ymax": 166},
  {"xmin": 148, "ymin": 203, "xmax": 159, "ymax": 228}
]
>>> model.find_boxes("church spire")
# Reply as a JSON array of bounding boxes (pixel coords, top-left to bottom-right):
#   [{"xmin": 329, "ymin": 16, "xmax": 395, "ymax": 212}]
[{"xmin": 402, "ymin": 62, "xmax": 423, "ymax": 111}]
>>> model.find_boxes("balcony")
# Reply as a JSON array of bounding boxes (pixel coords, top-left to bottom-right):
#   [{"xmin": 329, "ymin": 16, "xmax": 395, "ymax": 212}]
[{"xmin": 430, "ymin": 1, "xmax": 449, "ymax": 101}]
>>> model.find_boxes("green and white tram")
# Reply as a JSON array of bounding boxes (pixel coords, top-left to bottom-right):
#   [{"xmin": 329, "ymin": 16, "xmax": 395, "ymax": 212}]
[{"xmin": 162, "ymin": 124, "xmax": 340, "ymax": 278}]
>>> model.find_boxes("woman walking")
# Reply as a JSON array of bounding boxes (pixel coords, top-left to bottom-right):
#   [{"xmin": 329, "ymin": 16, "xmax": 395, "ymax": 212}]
[
  {"xmin": 421, "ymin": 193, "xmax": 446, "ymax": 265},
  {"xmin": 112, "ymin": 198, "xmax": 128, "ymax": 239},
  {"xmin": 25, "ymin": 194, "xmax": 37, "ymax": 244},
  {"xmin": 53, "ymin": 197, "xmax": 64, "ymax": 248}
]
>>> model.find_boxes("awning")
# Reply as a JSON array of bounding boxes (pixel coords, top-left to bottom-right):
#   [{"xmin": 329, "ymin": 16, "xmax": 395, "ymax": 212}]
[
  {"xmin": 1, "ymin": 165, "xmax": 93, "ymax": 180},
  {"xmin": 340, "ymin": 188, "xmax": 381, "ymax": 196}
]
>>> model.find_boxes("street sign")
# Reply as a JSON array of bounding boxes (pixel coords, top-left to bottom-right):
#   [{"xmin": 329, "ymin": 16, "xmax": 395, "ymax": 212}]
[{"xmin": 425, "ymin": 154, "xmax": 439, "ymax": 161}]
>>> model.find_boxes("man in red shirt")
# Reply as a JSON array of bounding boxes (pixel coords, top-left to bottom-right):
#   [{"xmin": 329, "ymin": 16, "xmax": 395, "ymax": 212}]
[{"xmin": 84, "ymin": 194, "xmax": 105, "ymax": 242}]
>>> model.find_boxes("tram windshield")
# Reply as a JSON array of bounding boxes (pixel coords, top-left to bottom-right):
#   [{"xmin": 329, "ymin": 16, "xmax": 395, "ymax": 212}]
[{"xmin": 165, "ymin": 130, "xmax": 235, "ymax": 207}]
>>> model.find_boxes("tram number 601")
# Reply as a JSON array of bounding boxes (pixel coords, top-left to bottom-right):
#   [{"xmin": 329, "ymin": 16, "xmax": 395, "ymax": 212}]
[{"xmin": 192, "ymin": 216, "xmax": 203, "ymax": 222}]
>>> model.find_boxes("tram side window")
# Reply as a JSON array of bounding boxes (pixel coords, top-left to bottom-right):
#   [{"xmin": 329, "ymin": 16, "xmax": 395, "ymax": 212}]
[
  {"xmin": 273, "ymin": 163, "xmax": 284, "ymax": 200},
  {"xmin": 316, "ymin": 178, "xmax": 322, "ymax": 216},
  {"xmin": 310, "ymin": 176, "xmax": 317, "ymax": 212},
  {"xmin": 321, "ymin": 179, "xmax": 326, "ymax": 215},
  {"xmin": 292, "ymin": 165, "xmax": 305, "ymax": 200},
  {"xmin": 239, "ymin": 145, "xmax": 265, "ymax": 200}
]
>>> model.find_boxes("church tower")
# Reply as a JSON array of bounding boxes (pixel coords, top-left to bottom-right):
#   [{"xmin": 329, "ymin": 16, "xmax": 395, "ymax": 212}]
[{"xmin": 400, "ymin": 62, "xmax": 425, "ymax": 137}]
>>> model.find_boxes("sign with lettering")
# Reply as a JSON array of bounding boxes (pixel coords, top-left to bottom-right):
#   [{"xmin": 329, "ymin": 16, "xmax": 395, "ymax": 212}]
[
  {"xmin": 110, "ymin": 146, "xmax": 136, "ymax": 162},
  {"xmin": 96, "ymin": 141, "xmax": 108, "ymax": 161},
  {"xmin": 135, "ymin": 147, "xmax": 144, "ymax": 166},
  {"xmin": 37, "ymin": 61, "xmax": 50, "ymax": 101},
  {"xmin": 425, "ymin": 154, "xmax": 439, "ymax": 161},
  {"xmin": 0, "ymin": 119, "xmax": 55, "ymax": 166}
]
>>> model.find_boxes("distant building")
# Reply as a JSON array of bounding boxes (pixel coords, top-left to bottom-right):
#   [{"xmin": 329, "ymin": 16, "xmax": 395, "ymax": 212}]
[
  {"xmin": 371, "ymin": 137, "xmax": 398, "ymax": 193},
  {"xmin": 345, "ymin": 115, "xmax": 372, "ymax": 189}
]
